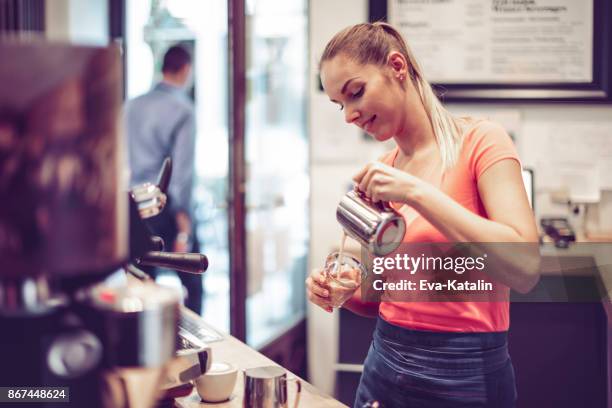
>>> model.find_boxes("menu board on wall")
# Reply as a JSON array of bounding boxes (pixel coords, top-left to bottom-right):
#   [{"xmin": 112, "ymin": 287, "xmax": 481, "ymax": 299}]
[{"xmin": 389, "ymin": 0, "xmax": 592, "ymax": 84}]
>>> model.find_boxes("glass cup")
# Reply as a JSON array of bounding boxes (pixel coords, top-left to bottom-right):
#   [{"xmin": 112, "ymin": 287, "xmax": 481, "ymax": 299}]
[{"xmin": 323, "ymin": 252, "xmax": 366, "ymax": 308}]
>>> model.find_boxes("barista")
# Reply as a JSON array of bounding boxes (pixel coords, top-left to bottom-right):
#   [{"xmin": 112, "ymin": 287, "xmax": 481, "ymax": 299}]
[{"xmin": 306, "ymin": 22, "xmax": 539, "ymax": 408}]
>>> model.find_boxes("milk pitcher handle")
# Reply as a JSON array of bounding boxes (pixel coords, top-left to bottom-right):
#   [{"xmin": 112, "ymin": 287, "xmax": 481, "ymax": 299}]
[
  {"xmin": 288, "ymin": 377, "xmax": 302, "ymax": 408},
  {"xmin": 354, "ymin": 187, "xmax": 393, "ymax": 211}
]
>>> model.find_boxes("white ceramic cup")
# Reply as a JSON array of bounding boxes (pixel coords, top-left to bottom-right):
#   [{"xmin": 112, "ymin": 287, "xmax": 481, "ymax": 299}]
[{"xmin": 194, "ymin": 362, "xmax": 238, "ymax": 402}]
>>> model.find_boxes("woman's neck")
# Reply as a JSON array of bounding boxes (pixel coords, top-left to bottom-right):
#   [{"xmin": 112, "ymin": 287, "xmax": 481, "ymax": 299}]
[{"xmin": 393, "ymin": 117, "xmax": 437, "ymax": 165}]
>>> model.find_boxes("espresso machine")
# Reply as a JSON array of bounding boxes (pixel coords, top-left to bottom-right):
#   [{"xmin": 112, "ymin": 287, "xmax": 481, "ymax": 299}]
[{"xmin": 0, "ymin": 40, "xmax": 209, "ymax": 407}]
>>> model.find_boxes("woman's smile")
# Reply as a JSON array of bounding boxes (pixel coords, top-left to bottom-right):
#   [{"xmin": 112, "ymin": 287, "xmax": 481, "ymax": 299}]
[{"xmin": 363, "ymin": 115, "xmax": 377, "ymax": 132}]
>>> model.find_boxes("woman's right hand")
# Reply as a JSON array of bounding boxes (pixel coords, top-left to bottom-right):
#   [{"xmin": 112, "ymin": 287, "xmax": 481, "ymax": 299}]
[{"xmin": 305, "ymin": 269, "xmax": 333, "ymax": 313}]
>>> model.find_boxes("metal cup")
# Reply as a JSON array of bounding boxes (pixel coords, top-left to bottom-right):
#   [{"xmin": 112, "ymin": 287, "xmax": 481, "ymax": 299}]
[
  {"xmin": 243, "ymin": 366, "xmax": 301, "ymax": 408},
  {"xmin": 336, "ymin": 190, "xmax": 405, "ymax": 256}
]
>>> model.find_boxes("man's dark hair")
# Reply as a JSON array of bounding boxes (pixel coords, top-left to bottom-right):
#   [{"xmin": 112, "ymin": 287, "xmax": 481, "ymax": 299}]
[{"xmin": 162, "ymin": 45, "xmax": 192, "ymax": 74}]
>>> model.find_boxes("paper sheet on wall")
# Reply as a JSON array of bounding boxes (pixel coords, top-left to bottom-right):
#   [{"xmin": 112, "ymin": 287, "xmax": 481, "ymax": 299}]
[
  {"xmin": 388, "ymin": 0, "xmax": 593, "ymax": 84},
  {"xmin": 521, "ymin": 122, "xmax": 612, "ymax": 196}
]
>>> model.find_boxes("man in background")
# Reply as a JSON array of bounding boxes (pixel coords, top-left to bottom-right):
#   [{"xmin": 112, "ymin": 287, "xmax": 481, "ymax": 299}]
[{"xmin": 126, "ymin": 44, "xmax": 202, "ymax": 314}]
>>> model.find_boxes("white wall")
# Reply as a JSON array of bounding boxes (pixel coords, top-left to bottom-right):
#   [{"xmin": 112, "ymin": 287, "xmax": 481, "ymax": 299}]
[
  {"xmin": 45, "ymin": 0, "xmax": 108, "ymax": 44},
  {"xmin": 307, "ymin": 0, "xmax": 612, "ymax": 396},
  {"xmin": 45, "ymin": 0, "xmax": 70, "ymax": 41}
]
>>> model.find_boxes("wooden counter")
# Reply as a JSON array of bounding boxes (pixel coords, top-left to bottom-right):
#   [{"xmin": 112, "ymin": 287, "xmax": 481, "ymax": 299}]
[
  {"xmin": 175, "ymin": 314, "xmax": 346, "ymax": 408},
  {"xmin": 124, "ymin": 273, "xmax": 345, "ymax": 407}
]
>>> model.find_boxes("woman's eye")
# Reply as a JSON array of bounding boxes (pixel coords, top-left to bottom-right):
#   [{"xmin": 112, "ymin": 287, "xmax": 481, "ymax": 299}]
[{"xmin": 352, "ymin": 87, "xmax": 364, "ymax": 98}]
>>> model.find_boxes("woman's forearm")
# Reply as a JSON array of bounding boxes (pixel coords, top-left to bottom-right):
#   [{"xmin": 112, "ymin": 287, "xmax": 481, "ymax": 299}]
[{"xmin": 409, "ymin": 183, "xmax": 540, "ymax": 293}]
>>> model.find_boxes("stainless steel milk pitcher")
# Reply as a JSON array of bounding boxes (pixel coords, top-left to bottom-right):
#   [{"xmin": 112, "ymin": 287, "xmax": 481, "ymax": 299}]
[
  {"xmin": 336, "ymin": 190, "xmax": 405, "ymax": 256},
  {"xmin": 243, "ymin": 366, "xmax": 301, "ymax": 408}
]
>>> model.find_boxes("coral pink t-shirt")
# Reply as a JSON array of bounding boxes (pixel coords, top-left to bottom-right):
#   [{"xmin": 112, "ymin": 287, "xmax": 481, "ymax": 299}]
[{"xmin": 379, "ymin": 119, "xmax": 520, "ymax": 332}]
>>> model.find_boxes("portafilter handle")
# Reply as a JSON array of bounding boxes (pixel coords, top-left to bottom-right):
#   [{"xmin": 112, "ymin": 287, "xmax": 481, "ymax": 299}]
[
  {"xmin": 136, "ymin": 252, "xmax": 208, "ymax": 274},
  {"xmin": 156, "ymin": 157, "xmax": 172, "ymax": 194}
]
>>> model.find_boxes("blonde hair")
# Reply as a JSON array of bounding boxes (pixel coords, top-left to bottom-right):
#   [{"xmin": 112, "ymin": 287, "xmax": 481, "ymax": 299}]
[{"xmin": 320, "ymin": 22, "xmax": 464, "ymax": 169}]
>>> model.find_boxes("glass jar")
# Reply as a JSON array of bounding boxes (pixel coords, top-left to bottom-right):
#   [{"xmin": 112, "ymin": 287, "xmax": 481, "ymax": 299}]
[{"xmin": 323, "ymin": 252, "xmax": 366, "ymax": 308}]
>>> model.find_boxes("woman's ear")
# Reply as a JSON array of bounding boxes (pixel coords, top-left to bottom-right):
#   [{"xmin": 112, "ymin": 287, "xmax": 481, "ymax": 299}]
[{"xmin": 387, "ymin": 51, "xmax": 408, "ymax": 80}]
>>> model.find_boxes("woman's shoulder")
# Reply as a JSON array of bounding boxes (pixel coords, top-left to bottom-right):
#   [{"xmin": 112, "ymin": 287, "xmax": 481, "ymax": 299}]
[
  {"xmin": 457, "ymin": 117, "xmax": 519, "ymax": 177},
  {"xmin": 461, "ymin": 118, "xmax": 511, "ymax": 145}
]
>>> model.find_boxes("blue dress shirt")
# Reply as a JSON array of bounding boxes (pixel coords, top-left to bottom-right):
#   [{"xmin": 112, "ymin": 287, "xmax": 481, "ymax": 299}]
[{"xmin": 125, "ymin": 82, "xmax": 195, "ymax": 215}]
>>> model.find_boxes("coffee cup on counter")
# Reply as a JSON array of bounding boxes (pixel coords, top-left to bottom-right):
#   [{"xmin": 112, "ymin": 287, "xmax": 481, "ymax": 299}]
[{"xmin": 194, "ymin": 362, "xmax": 238, "ymax": 402}]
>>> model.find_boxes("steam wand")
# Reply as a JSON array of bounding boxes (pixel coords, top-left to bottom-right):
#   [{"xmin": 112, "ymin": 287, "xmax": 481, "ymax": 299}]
[
  {"xmin": 135, "ymin": 251, "xmax": 208, "ymax": 275},
  {"xmin": 128, "ymin": 157, "xmax": 209, "ymax": 276}
]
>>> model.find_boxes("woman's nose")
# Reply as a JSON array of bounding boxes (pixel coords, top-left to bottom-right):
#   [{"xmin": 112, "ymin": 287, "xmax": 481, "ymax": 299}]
[{"xmin": 344, "ymin": 107, "xmax": 360, "ymax": 124}]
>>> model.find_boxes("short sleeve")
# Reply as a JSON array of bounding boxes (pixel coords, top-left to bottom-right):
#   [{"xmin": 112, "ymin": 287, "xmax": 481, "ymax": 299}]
[{"xmin": 464, "ymin": 121, "xmax": 520, "ymax": 180}]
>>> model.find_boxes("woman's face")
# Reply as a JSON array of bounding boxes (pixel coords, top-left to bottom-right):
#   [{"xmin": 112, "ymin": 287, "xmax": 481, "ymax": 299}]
[{"xmin": 320, "ymin": 54, "xmax": 411, "ymax": 142}]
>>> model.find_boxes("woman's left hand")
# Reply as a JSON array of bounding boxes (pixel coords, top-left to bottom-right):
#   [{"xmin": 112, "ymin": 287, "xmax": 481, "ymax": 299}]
[{"xmin": 352, "ymin": 162, "xmax": 422, "ymax": 204}]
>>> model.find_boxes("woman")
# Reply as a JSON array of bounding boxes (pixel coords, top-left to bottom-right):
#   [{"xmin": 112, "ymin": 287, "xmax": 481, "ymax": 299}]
[{"xmin": 306, "ymin": 22, "xmax": 540, "ymax": 408}]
